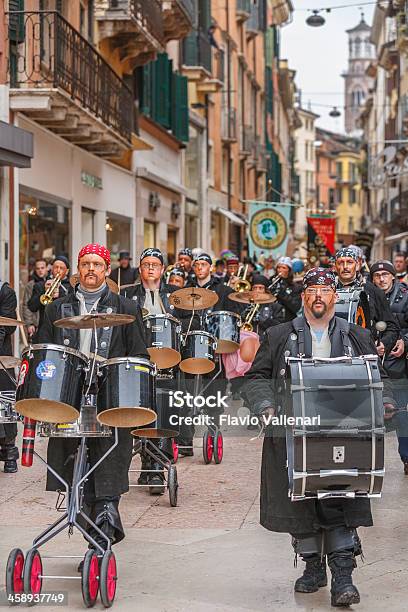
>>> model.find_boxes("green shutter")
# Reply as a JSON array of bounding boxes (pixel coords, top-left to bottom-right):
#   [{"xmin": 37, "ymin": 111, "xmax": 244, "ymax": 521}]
[
  {"xmin": 9, "ymin": 0, "xmax": 25, "ymax": 43},
  {"xmin": 140, "ymin": 62, "xmax": 153, "ymax": 117},
  {"xmin": 265, "ymin": 66, "xmax": 273, "ymax": 115},
  {"xmin": 153, "ymin": 53, "xmax": 172, "ymax": 129},
  {"xmin": 172, "ymin": 73, "xmax": 189, "ymax": 143},
  {"xmin": 199, "ymin": 0, "xmax": 211, "ymax": 30}
]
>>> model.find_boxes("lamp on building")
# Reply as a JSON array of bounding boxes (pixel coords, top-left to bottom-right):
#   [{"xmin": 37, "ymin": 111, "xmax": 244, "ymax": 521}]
[
  {"xmin": 306, "ymin": 10, "xmax": 326, "ymax": 27},
  {"xmin": 329, "ymin": 106, "xmax": 341, "ymax": 118},
  {"xmin": 149, "ymin": 192, "xmax": 161, "ymax": 212},
  {"xmin": 171, "ymin": 202, "xmax": 181, "ymax": 219}
]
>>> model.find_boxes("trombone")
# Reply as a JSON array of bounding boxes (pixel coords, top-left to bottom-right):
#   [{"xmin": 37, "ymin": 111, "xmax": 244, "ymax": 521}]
[{"xmin": 40, "ymin": 273, "xmax": 62, "ymax": 305}]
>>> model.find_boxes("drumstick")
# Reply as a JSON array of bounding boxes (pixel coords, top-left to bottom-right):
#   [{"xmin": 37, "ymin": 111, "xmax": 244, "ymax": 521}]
[{"xmin": 17, "ymin": 305, "xmax": 28, "ymax": 348}]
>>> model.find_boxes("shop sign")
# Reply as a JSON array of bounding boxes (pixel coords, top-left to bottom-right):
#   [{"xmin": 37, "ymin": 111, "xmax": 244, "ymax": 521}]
[
  {"xmin": 81, "ymin": 171, "xmax": 103, "ymax": 190},
  {"xmin": 368, "ymin": 145, "xmax": 408, "ymax": 187}
]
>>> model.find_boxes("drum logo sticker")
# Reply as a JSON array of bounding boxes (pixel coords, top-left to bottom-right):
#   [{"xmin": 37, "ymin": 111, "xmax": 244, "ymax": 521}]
[
  {"xmin": 18, "ymin": 359, "xmax": 29, "ymax": 387},
  {"xmin": 36, "ymin": 360, "xmax": 57, "ymax": 380},
  {"xmin": 333, "ymin": 446, "xmax": 345, "ymax": 463}
]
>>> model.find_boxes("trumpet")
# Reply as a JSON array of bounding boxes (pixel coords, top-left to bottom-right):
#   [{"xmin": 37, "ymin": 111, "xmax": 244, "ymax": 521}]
[
  {"xmin": 267, "ymin": 273, "xmax": 282, "ymax": 293},
  {"xmin": 40, "ymin": 274, "xmax": 62, "ymax": 305},
  {"xmin": 241, "ymin": 303, "xmax": 260, "ymax": 332},
  {"xmin": 235, "ymin": 264, "xmax": 251, "ymax": 293}
]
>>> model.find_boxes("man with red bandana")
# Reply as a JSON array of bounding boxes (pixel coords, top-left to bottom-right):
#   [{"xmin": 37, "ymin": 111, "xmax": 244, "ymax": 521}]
[
  {"xmin": 37, "ymin": 244, "xmax": 148, "ymax": 556},
  {"xmin": 244, "ymin": 267, "xmax": 395, "ymax": 607}
]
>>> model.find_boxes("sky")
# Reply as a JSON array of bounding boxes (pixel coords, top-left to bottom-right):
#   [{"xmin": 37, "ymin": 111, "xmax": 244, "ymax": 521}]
[{"xmin": 282, "ymin": 0, "xmax": 376, "ymax": 133}]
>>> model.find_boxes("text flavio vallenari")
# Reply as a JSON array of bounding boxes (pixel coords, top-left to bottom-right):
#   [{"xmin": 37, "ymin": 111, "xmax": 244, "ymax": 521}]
[{"xmin": 168, "ymin": 414, "xmax": 321, "ymax": 427}]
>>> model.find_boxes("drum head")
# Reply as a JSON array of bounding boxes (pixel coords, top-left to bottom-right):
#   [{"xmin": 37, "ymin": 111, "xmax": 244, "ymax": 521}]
[
  {"xmin": 131, "ymin": 427, "xmax": 178, "ymax": 439},
  {"xmin": 16, "ymin": 399, "xmax": 79, "ymax": 424},
  {"xmin": 215, "ymin": 339, "xmax": 240, "ymax": 354},
  {"xmin": 179, "ymin": 357, "xmax": 216, "ymax": 375},
  {"xmin": 97, "ymin": 407, "xmax": 156, "ymax": 428},
  {"xmin": 147, "ymin": 347, "xmax": 181, "ymax": 370}
]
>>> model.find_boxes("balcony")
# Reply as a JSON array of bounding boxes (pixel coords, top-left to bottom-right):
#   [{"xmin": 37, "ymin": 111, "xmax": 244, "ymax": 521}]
[
  {"xmin": 246, "ymin": 0, "xmax": 266, "ymax": 37},
  {"xmin": 95, "ymin": 0, "xmax": 165, "ymax": 72},
  {"xmin": 221, "ymin": 107, "xmax": 238, "ymax": 143},
  {"xmin": 8, "ymin": 11, "xmax": 133, "ymax": 158},
  {"xmin": 254, "ymin": 137, "xmax": 268, "ymax": 172},
  {"xmin": 162, "ymin": 0, "xmax": 194, "ymax": 43},
  {"xmin": 241, "ymin": 125, "xmax": 255, "ymax": 155},
  {"xmin": 215, "ymin": 48, "xmax": 225, "ymax": 83},
  {"xmin": 182, "ymin": 28, "xmax": 212, "ymax": 78},
  {"xmin": 236, "ymin": 0, "xmax": 251, "ymax": 22}
]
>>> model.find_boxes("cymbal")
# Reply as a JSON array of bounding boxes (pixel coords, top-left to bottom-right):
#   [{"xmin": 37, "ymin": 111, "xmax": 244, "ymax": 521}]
[
  {"xmin": 69, "ymin": 274, "xmax": 119, "ymax": 295},
  {"xmin": 120, "ymin": 283, "xmax": 137, "ymax": 290},
  {"xmin": 228, "ymin": 291, "xmax": 277, "ymax": 304},
  {"xmin": 0, "ymin": 356, "xmax": 21, "ymax": 369},
  {"xmin": 169, "ymin": 287, "xmax": 218, "ymax": 310},
  {"xmin": 54, "ymin": 313, "xmax": 136, "ymax": 330},
  {"xmin": 0, "ymin": 317, "xmax": 25, "ymax": 327}
]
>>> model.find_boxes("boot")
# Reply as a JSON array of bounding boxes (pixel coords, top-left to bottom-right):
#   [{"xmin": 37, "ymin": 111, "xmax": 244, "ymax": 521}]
[
  {"xmin": 1, "ymin": 444, "xmax": 19, "ymax": 473},
  {"xmin": 328, "ymin": 551, "xmax": 360, "ymax": 607},
  {"xmin": 148, "ymin": 462, "xmax": 165, "ymax": 495},
  {"xmin": 294, "ymin": 554, "xmax": 327, "ymax": 593},
  {"xmin": 88, "ymin": 499, "xmax": 125, "ymax": 550},
  {"xmin": 138, "ymin": 451, "xmax": 150, "ymax": 485}
]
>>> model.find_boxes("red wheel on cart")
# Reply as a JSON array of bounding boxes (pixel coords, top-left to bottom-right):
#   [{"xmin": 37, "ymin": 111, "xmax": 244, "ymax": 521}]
[
  {"xmin": 213, "ymin": 431, "xmax": 224, "ymax": 464},
  {"xmin": 172, "ymin": 439, "xmax": 179, "ymax": 464},
  {"xmin": 6, "ymin": 548, "xmax": 24, "ymax": 602},
  {"xmin": 81, "ymin": 549, "xmax": 99, "ymax": 608},
  {"xmin": 202, "ymin": 430, "xmax": 213, "ymax": 464},
  {"xmin": 23, "ymin": 549, "xmax": 42, "ymax": 597},
  {"xmin": 99, "ymin": 551, "xmax": 117, "ymax": 608}
]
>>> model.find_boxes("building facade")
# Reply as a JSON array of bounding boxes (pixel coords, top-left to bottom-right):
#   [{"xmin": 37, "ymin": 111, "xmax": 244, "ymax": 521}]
[{"xmin": 293, "ymin": 108, "xmax": 318, "ymax": 240}]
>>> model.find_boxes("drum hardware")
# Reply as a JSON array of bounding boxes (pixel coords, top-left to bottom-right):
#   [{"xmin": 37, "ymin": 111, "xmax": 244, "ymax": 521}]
[
  {"xmin": 241, "ymin": 303, "xmax": 260, "ymax": 332},
  {"xmin": 129, "ymin": 438, "xmax": 178, "ymax": 507},
  {"xmin": 6, "ymin": 431, "xmax": 120, "ymax": 605},
  {"xmin": 228, "ymin": 291, "xmax": 276, "ymax": 304},
  {"xmin": 169, "ymin": 287, "xmax": 218, "ymax": 311},
  {"xmin": 70, "ymin": 273, "xmax": 119, "ymax": 295},
  {"xmin": 205, "ymin": 311, "xmax": 241, "ymax": 354},
  {"xmin": 0, "ymin": 316, "xmax": 25, "ymax": 327},
  {"xmin": 40, "ymin": 274, "xmax": 62, "ymax": 306},
  {"xmin": 54, "ymin": 312, "xmax": 135, "ymax": 330},
  {"xmin": 0, "ymin": 390, "xmax": 18, "ymax": 424}
]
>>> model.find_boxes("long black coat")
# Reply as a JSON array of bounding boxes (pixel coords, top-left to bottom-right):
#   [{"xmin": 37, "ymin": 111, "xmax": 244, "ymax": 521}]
[
  {"xmin": 37, "ymin": 285, "xmax": 149, "ymax": 498},
  {"xmin": 244, "ymin": 316, "xmax": 393, "ymax": 536},
  {"xmin": 0, "ymin": 283, "xmax": 17, "ymax": 442}
]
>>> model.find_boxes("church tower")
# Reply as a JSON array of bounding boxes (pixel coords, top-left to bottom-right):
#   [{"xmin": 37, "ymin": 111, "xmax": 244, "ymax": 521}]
[{"xmin": 343, "ymin": 14, "xmax": 374, "ymax": 135}]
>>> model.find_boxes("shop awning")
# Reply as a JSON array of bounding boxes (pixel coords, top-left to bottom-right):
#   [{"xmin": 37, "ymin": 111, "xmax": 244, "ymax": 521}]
[
  {"xmin": 0, "ymin": 121, "xmax": 33, "ymax": 168},
  {"xmin": 216, "ymin": 207, "xmax": 246, "ymax": 226},
  {"xmin": 384, "ymin": 231, "xmax": 408, "ymax": 242}
]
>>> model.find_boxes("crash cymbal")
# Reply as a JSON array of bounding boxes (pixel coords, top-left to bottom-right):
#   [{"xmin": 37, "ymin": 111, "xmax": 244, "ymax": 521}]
[
  {"xmin": 69, "ymin": 274, "xmax": 119, "ymax": 295},
  {"xmin": 0, "ymin": 317, "xmax": 25, "ymax": 327},
  {"xmin": 228, "ymin": 291, "xmax": 277, "ymax": 304},
  {"xmin": 169, "ymin": 287, "xmax": 218, "ymax": 310},
  {"xmin": 54, "ymin": 313, "xmax": 135, "ymax": 330},
  {"xmin": 0, "ymin": 356, "xmax": 21, "ymax": 369}
]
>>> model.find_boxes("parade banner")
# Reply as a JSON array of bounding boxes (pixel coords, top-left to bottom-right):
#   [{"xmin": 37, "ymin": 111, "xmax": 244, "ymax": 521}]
[
  {"xmin": 307, "ymin": 215, "xmax": 336, "ymax": 264},
  {"xmin": 354, "ymin": 230, "xmax": 375, "ymax": 261},
  {"xmin": 248, "ymin": 202, "xmax": 291, "ymax": 261}
]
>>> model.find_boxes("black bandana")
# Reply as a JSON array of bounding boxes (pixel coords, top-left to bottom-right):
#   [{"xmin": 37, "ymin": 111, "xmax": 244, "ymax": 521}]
[
  {"xmin": 193, "ymin": 253, "xmax": 212, "ymax": 265},
  {"xmin": 303, "ymin": 267, "xmax": 336, "ymax": 290},
  {"xmin": 170, "ymin": 268, "xmax": 186, "ymax": 279},
  {"xmin": 335, "ymin": 247, "xmax": 359, "ymax": 262},
  {"xmin": 140, "ymin": 248, "xmax": 164, "ymax": 264},
  {"xmin": 178, "ymin": 248, "xmax": 193, "ymax": 259}
]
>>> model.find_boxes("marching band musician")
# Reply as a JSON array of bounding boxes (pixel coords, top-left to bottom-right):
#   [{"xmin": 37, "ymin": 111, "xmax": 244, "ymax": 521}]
[
  {"xmin": 241, "ymin": 274, "xmax": 285, "ymax": 341},
  {"xmin": 168, "ymin": 267, "xmax": 186, "ymax": 289},
  {"xmin": 121, "ymin": 248, "xmax": 194, "ymax": 491},
  {"xmin": 177, "ymin": 248, "xmax": 196, "ymax": 286},
  {"xmin": 0, "ymin": 280, "xmax": 18, "ymax": 473},
  {"xmin": 370, "ymin": 260, "xmax": 408, "ymax": 474},
  {"xmin": 268, "ymin": 257, "xmax": 302, "ymax": 322},
  {"xmin": 244, "ymin": 267, "xmax": 396, "ymax": 607},
  {"xmin": 37, "ymin": 243, "xmax": 148, "ymax": 553},
  {"xmin": 223, "ymin": 255, "xmax": 240, "ymax": 287},
  {"xmin": 28, "ymin": 255, "xmax": 72, "ymax": 341},
  {"xmin": 334, "ymin": 247, "xmax": 399, "ymax": 356}
]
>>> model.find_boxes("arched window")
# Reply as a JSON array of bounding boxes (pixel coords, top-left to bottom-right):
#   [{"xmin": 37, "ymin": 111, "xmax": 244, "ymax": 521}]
[
  {"xmin": 364, "ymin": 38, "xmax": 371, "ymax": 56},
  {"xmin": 355, "ymin": 37, "xmax": 361, "ymax": 57}
]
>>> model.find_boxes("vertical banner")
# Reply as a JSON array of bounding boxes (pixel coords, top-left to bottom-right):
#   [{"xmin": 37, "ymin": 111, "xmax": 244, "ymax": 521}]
[
  {"xmin": 307, "ymin": 215, "xmax": 336, "ymax": 264},
  {"xmin": 354, "ymin": 231, "xmax": 374, "ymax": 262},
  {"xmin": 248, "ymin": 202, "xmax": 291, "ymax": 261}
]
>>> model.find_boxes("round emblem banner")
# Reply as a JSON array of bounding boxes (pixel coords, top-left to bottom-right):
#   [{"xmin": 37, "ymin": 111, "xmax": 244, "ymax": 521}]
[{"xmin": 250, "ymin": 208, "xmax": 288, "ymax": 250}]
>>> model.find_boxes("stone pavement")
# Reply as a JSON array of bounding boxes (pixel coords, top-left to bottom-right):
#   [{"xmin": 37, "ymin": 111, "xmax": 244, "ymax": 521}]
[{"xmin": 1, "ymin": 425, "xmax": 408, "ymax": 610}]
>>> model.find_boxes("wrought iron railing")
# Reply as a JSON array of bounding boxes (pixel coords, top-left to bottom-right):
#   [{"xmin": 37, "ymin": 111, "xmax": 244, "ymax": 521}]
[
  {"xmin": 216, "ymin": 48, "xmax": 225, "ymax": 82},
  {"xmin": 221, "ymin": 106, "xmax": 237, "ymax": 141},
  {"xmin": 182, "ymin": 28, "xmax": 212, "ymax": 73},
  {"xmin": 236, "ymin": 0, "xmax": 251, "ymax": 16},
  {"xmin": 7, "ymin": 11, "xmax": 134, "ymax": 142},
  {"xmin": 242, "ymin": 125, "xmax": 255, "ymax": 153},
  {"xmin": 107, "ymin": 0, "xmax": 164, "ymax": 43},
  {"xmin": 178, "ymin": 0, "xmax": 195, "ymax": 24}
]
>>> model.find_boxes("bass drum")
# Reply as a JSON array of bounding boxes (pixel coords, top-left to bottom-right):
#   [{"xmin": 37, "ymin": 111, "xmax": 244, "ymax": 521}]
[
  {"xmin": 16, "ymin": 344, "xmax": 88, "ymax": 423},
  {"xmin": 97, "ymin": 357, "xmax": 157, "ymax": 428},
  {"xmin": 131, "ymin": 387, "xmax": 180, "ymax": 439},
  {"xmin": 335, "ymin": 288, "xmax": 370, "ymax": 328}
]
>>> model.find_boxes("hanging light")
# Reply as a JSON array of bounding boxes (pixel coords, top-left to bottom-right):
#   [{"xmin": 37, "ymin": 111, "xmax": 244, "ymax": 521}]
[
  {"xmin": 306, "ymin": 10, "xmax": 325, "ymax": 27},
  {"xmin": 329, "ymin": 106, "xmax": 341, "ymax": 118}
]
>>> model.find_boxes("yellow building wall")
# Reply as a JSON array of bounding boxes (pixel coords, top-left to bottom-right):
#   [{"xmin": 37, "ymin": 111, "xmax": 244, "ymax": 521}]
[{"xmin": 336, "ymin": 152, "xmax": 362, "ymax": 236}]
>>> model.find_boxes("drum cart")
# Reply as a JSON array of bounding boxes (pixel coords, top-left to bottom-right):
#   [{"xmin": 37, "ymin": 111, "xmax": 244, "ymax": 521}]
[
  {"xmin": 129, "ymin": 437, "xmax": 178, "ymax": 507},
  {"xmin": 6, "ymin": 430, "xmax": 119, "ymax": 608}
]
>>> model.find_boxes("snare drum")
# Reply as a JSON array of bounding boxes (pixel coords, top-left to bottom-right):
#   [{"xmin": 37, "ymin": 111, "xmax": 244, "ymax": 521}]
[
  {"xmin": 39, "ymin": 398, "xmax": 111, "ymax": 438},
  {"xmin": 0, "ymin": 391, "xmax": 18, "ymax": 424},
  {"xmin": 144, "ymin": 314, "xmax": 181, "ymax": 369},
  {"xmin": 179, "ymin": 331, "xmax": 217, "ymax": 375},
  {"xmin": 285, "ymin": 355, "xmax": 385, "ymax": 501},
  {"xmin": 16, "ymin": 344, "xmax": 88, "ymax": 423},
  {"xmin": 97, "ymin": 357, "xmax": 157, "ymax": 428},
  {"xmin": 206, "ymin": 311, "xmax": 241, "ymax": 354}
]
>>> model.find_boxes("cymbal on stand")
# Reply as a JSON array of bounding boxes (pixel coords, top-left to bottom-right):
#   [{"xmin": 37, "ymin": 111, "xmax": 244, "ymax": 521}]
[
  {"xmin": 0, "ymin": 317, "xmax": 25, "ymax": 327},
  {"xmin": 228, "ymin": 291, "xmax": 277, "ymax": 304},
  {"xmin": 54, "ymin": 313, "xmax": 135, "ymax": 329},
  {"xmin": 169, "ymin": 287, "xmax": 218, "ymax": 310}
]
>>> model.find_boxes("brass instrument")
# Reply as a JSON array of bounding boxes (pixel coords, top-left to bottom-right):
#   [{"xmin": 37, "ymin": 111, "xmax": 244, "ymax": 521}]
[
  {"xmin": 241, "ymin": 303, "xmax": 260, "ymax": 332},
  {"xmin": 40, "ymin": 274, "xmax": 62, "ymax": 305},
  {"xmin": 267, "ymin": 273, "xmax": 282, "ymax": 292},
  {"xmin": 235, "ymin": 264, "xmax": 251, "ymax": 293}
]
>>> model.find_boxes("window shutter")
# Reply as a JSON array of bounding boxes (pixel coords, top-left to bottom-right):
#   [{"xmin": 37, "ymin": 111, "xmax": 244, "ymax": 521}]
[
  {"xmin": 172, "ymin": 73, "xmax": 189, "ymax": 142},
  {"xmin": 9, "ymin": 0, "xmax": 25, "ymax": 43},
  {"xmin": 140, "ymin": 62, "xmax": 153, "ymax": 117},
  {"xmin": 154, "ymin": 53, "xmax": 172, "ymax": 129}
]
